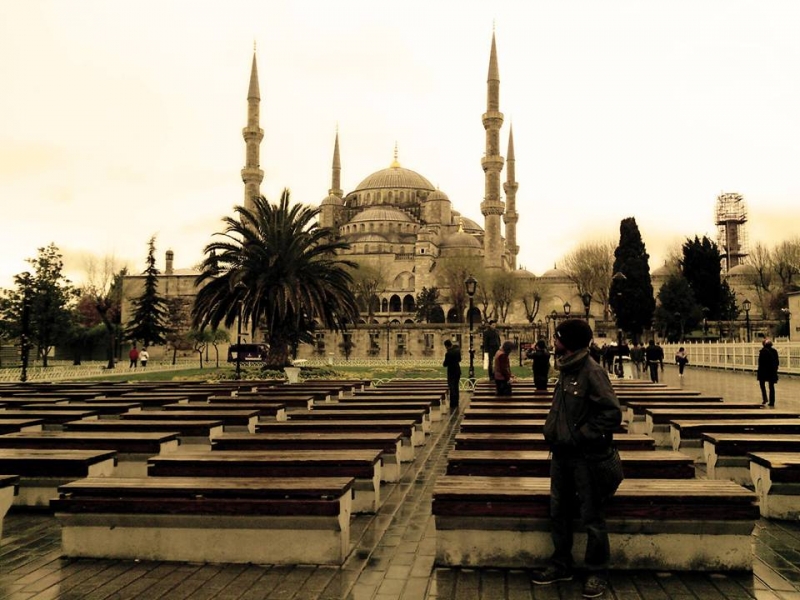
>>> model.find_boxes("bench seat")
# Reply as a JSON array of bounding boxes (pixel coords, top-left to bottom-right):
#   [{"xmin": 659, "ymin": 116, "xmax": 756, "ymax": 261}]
[
  {"xmin": 459, "ymin": 419, "xmax": 627, "ymax": 435},
  {"xmin": 0, "ymin": 410, "xmax": 99, "ymax": 428},
  {"xmin": 0, "ymin": 448, "xmax": 116, "ymax": 507},
  {"xmin": 0, "ymin": 474, "xmax": 19, "ymax": 538},
  {"xmin": 212, "ymin": 394, "xmax": 314, "ymax": 411},
  {"xmin": 258, "ymin": 418, "xmax": 423, "ymax": 448},
  {"xmin": 288, "ymin": 408, "xmax": 431, "ymax": 435},
  {"xmin": 623, "ymin": 400, "xmax": 726, "ymax": 432},
  {"xmin": 0, "ymin": 431, "xmax": 180, "ymax": 477},
  {"xmin": 64, "ymin": 419, "xmax": 224, "ymax": 450},
  {"xmin": 51, "ymin": 476, "xmax": 354, "ymax": 564},
  {"xmin": 213, "ymin": 431, "xmax": 405, "ymax": 480},
  {"xmin": 703, "ymin": 433, "xmax": 800, "ymax": 485},
  {"xmin": 148, "ymin": 449, "xmax": 383, "ymax": 513},
  {"xmin": 646, "ymin": 408, "xmax": 796, "ymax": 445},
  {"xmin": 445, "ymin": 450, "xmax": 694, "ymax": 479},
  {"xmin": 433, "ymin": 476, "xmax": 758, "ymax": 570},
  {"xmin": 454, "ymin": 432, "xmax": 655, "ymax": 452},
  {"xmin": 671, "ymin": 419, "xmax": 800, "ymax": 462},
  {"xmin": 119, "ymin": 409, "xmax": 259, "ymax": 433},
  {"xmin": 748, "ymin": 452, "xmax": 800, "ymax": 520},
  {"xmin": 178, "ymin": 400, "xmax": 287, "ymax": 420},
  {"xmin": 0, "ymin": 419, "xmax": 44, "ymax": 434}
]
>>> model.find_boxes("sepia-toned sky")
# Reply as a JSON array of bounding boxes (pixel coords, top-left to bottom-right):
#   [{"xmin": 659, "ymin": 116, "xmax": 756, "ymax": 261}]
[{"xmin": 1, "ymin": 0, "xmax": 799, "ymax": 289}]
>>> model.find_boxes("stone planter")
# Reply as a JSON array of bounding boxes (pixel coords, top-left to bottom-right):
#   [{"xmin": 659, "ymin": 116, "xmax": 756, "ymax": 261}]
[{"xmin": 284, "ymin": 366, "xmax": 301, "ymax": 384}]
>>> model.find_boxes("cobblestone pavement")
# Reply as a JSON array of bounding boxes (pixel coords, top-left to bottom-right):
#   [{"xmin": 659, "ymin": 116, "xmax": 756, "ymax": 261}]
[{"xmin": 2, "ymin": 366, "xmax": 800, "ymax": 599}]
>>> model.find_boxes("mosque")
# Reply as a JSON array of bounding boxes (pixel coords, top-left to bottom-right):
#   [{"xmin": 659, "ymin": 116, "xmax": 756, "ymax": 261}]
[{"xmin": 121, "ymin": 33, "xmax": 765, "ymax": 362}]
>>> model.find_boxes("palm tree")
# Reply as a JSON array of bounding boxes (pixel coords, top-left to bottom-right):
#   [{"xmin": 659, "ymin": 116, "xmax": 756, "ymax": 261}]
[{"xmin": 192, "ymin": 190, "xmax": 359, "ymax": 368}]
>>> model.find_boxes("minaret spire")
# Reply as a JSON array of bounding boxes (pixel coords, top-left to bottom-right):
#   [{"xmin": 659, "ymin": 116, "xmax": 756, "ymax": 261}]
[
  {"xmin": 241, "ymin": 50, "xmax": 264, "ymax": 212},
  {"xmin": 480, "ymin": 31, "xmax": 505, "ymax": 270},
  {"xmin": 503, "ymin": 124, "xmax": 519, "ymax": 269},
  {"xmin": 329, "ymin": 127, "xmax": 343, "ymax": 197}
]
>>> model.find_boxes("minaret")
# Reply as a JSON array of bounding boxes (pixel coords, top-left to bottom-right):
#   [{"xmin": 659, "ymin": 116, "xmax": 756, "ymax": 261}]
[
  {"xmin": 329, "ymin": 128, "xmax": 343, "ymax": 198},
  {"xmin": 241, "ymin": 50, "xmax": 264, "ymax": 212},
  {"xmin": 503, "ymin": 125, "xmax": 519, "ymax": 269},
  {"xmin": 480, "ymin": 32, "xmax": 505, "ymax": 270}
]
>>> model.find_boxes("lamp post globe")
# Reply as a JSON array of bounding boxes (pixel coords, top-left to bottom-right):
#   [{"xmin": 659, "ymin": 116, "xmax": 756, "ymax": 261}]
[{"xmin": 743, "ymin": 299, "xmax": 752, "ymax": 343}]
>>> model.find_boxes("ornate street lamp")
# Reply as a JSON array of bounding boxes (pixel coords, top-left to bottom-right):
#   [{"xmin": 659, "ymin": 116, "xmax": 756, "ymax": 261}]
[
  {"xmin": 537, "ymin": 319, "xmax": 543, "ymax": 340},
  {"xmin": 743, "ymin": 299, "xmax": 752, "ymax": 343},
  {"xmin": 612, "ymin": 272, "xmax": 627, "ymax": 377},
  {"xmin": 581, "ymin": 292, "xmax": 592, "ymax": 320},
  {"xmin": 234, "ymin": 281, "xmax": 247, "ymax": 380},
  {"xmin": 465, "ymin": 275, "xmax": 478, "ymax": 385},
  {"xmin": 563, "ymin": 301, "xmax": 571, "ymax": 317},
  {"xmin": 702, "ymin": 307, "xmax": 709, "ymax": 337},
  {"xmin": 19, "ymin": 272, "xmax": 32, "ymax": 383},
  {"xmin": 781, "ymin": 307, "xmax": 791, "ymax": 341}
]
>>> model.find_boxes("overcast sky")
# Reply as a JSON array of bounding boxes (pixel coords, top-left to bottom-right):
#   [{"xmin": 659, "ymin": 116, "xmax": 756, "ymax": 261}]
[{"xmin": 2, "ymin": 0, "xmax": 799, "ymax": 289}]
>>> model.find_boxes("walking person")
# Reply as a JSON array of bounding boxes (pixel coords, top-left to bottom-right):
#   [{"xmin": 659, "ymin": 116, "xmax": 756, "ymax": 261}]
[
  {"xmin": 675, "ymin": 347, "xmax": 688, "ymax": 377},
  {"xmin": 483, "ymin": 320, "xmax": 501, "ymax": 381},
  {"xmin": 442, "ymin": 339, "xmax": 462, "ymax": 410},
  {"xmin": 493, "ymin": 340, "xmax": 515, "ymax": 396},
  {"xmin": 139, "ymin": 347, "xmax": 149, "ymax": 369},
  {"xmin": 527, "ymin": 340, "xmax": 551, "ymax": 391},
  {"xmin": 630, "ymin": 342, "xmax": 645, "ymax": 379},
  {"xmin": 531, "ymin": 318, "xmax": 623, "ymax": 598},
  {"xmin": 644, "ymin": 339, "xmax": 663, "ymax": 383},
  {"xmin": 757, "ymin": 339, "xmax": 780, "ymax": 407},
  {"xmin": 128, "ymin": 345, "xmax": 139, "ymax": 369}
]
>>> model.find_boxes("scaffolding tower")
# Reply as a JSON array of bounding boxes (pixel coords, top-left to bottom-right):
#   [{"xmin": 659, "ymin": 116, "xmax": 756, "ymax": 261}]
[{"xmin": 715, "ymin": 192, "xmax": 749, "ymax": 272}]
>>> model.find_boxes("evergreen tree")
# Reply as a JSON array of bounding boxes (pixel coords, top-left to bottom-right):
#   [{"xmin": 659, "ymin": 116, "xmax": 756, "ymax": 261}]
[
  {"xmin": 415, "ymin": 287, "xmax": 441, "ymax": 323},
  {"xmin": 609, "ymin": 218, "xmax": 655, "ymax": 341},
  {"xmin": 125, "ymin": 236, "xmax": 169, "ymax": 347},
  {"xmin": 654, "ymin": 273, "xmax": 703, "ymax": 342},
  {"xmin": 681, "ymin": 236, "xmax": 726, "ymax": 320}
]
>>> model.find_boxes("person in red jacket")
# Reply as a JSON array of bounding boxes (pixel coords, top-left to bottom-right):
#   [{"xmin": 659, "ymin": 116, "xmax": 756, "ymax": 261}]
[
  {"xmin": 493, "ymin": 340, "xmax": 515, "ymax": 396},
  {"xmin": 128, "ymin": 345, "xmax": 139, "ymax": 369}
]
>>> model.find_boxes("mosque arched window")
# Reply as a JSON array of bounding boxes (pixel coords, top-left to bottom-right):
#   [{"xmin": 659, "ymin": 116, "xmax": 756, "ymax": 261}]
[
  {"xmin": 402, "ymin": 295, "xmax": 415, "ymax": 312},
  {"xmin": 389, "ymin": 295, "xmax": 402, "ymax": 312},
  {"xmin": 381, "ymin": 298, "xmax": 389, "ymax": 313}
]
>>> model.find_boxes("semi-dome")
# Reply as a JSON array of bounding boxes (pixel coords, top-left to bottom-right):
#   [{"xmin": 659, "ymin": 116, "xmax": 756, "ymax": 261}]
[
  {"xmin": 651, "ymin": 262, "xmax": 674, "ymax": 278},
  {"xmin": 348, "ymin": 206, "xmax": 414, "ymax": 223},
  {"xmin": 353, "ymin": 233, "xmax": 389, "ymax": 243},
  {"xmin": 353, "ymin": 165, "xmax": 435, "ymax": 193},
  {"xmin": 426, "ymin": 189, "xmax": 450, "ymax": 201},
  {"xmin": 540, "ymin": 265, "xmax": 568, "ymax": 279},
  {"xmin": 441, "ymin": 231, "xmax": 481, "ymax": 249},
  {"xmin": 726, "ymin": 263, "xmax": 758, "ymax": 277},
  {"xmin": 457, "ymin": 215, "xmax": 484, "ymax": 234}
]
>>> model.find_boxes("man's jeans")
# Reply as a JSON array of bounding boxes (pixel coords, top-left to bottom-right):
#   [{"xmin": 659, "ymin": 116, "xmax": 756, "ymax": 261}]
[{"xmin": 549, "ymin": 454, "xmax": 610, "ymax": 573}]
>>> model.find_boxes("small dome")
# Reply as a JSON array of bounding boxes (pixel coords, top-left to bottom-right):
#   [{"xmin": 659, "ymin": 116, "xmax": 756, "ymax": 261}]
[
  {"xmin": 540, "ymin": 266, "xmax": 568, "ymax": 279},
  {"xmin": 427, "ymin": 189, "xmax": 449, "ymax": 202},
  {"xmin": 441, "ymin": 231, "xmax": 481, "ymax": 249},
  {"xmin": 321, "ymin": 193, "xmax": 343, "ymax": 206},
  {"xmin": 349, "ymin": 206, "xmax": 414, "ymax": 223},
  {"xmin": 513, "ymin": 268, "xmax": 535, "ymax": 278},
  {"xmin": 727, "ymin": 263, "xmax": 758, "ymax": 277},
  {"xmin": 651, "ymin": 263, "xmax": 674, "ymax": 278},
  {"xmin": 353, "ymin": 233, "xmax": 389, "ymax": 243},
  {"xmin": 459, "ymin": 215, "xmax": 484, "ymax": 234}
]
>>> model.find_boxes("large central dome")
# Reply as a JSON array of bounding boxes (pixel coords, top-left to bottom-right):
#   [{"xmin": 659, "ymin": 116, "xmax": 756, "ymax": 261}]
[{"xmin": 354, "ymin": 164, "xmax": 435, "ymax": 193}]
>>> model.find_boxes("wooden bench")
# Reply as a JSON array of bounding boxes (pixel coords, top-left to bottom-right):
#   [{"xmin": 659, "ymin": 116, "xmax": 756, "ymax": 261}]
[
  {"xmin": 64, "ymin": 419, "xmax": 225, "ymax": 450},
  {"xmin": 0, "ymin": 474, "xmax": 19, "ymax": 538},
  {"xmin": 213, "ymin": 431, "xmax": 405, "ymax": 480},
  {"xmin": 256, "ymin": 419, "xmax": 421, "ymax": 452},
  {"xmin": 51, "ymin": 476, "xmax": 354, "ymax": 564},
  {"xmin": 432, "ymin": 476, "xmax": 758, "ymax": 570},
  {"xmin": 196, "ymin": 398, "xmax": 288, "ymax": 420},
  {"xmin": 0, "ymin": 419, "xmax": 44, "ymax": 434},
  {"xmin": 288, "ymin": 409, "xmax": 431, "ymax": 437},
  {"xmin": 0, "ymin": 449, "xmax": 116, "ymax": 507},
  {"xmin": 454, "ymin": 432, "xmax": 655, "ymax": 452},
  {"xmin": 350, "ymin": 391, "xmax": 448, "ymax": 416},
  {"xmin": 623, "ymin": 400, "xmax": 725, "ymax": 432},
  {"xmin": 671, "ymin": 419, "xmax": 800, "ymax": 462},
  {"xmin": 445, "ymin": 450, "xmax": 694, "ymax": 479},
  {"xmin": 20, "ymin": 402, "xmax": 143, "ymax": 417},
  {"xmin": 645, "ymin": 408, "xmax": 794, "ymax": 445},
  {"xmin": 119, "ymin": 409, "xmax": 260, "ymax": 433},
  {"xmin": 148, "ymin": 449, "xmax": 382, "ymax": 513},
  {"xmin": 703, "ymin": 433, "xmax": 800, "ymax": 485},
  {"xmin": 212, "ymin": 394, "xmax": 314, "ymax": 411},
  {"xmin": 462, "ymin": 408, "xmax": 550, "ymax": 420},
  {"xmin": 748, "ymin": 452, "xmax": 800, "ymax": 520},
  {"xmin": 459, "ymin": 419, "xmax": 627, "ymax": 435},
  {"xmin": 0, "ymin": 431, "xmax": 180, "ymax": 477},
  {"xmin": 0, "ymin": 410, "xmax": 100, "ymax": 429}
]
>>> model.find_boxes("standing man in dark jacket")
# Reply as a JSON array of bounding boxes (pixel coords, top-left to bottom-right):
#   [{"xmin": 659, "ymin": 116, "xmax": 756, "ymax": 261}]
[
  {"xmin": 644, "ymin": 339, "xmax": 664, "ymax": 383},
  {"xmin": 442, "ymin": 339, "xmax": 462, "ymax": 410},
  {"xmin": 483, "ymin": 320, "xmax": 501, "ymax": 381},
  {"xmin": 527, "ymin": 340, "xmax": 551, "ymax": 391},
  {"xmin": 532, "ymin": 319, "xmax": 622, "ymax": 599},
  {"xmin": 757, "ymin": 339, "xmax": 780, "ymax": 407}
]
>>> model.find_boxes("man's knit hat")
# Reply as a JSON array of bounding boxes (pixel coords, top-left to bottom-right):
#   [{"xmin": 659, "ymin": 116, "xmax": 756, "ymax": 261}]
[{"xmin": 554, "ymin": 318, "xmax": 593, "ymax": 352}]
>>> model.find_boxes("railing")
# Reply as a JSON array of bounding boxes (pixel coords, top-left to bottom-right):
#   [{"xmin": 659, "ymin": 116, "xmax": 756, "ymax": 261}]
[
  {"xmin": 0, "ymin": 359, "xmax": 202, "ymax": 382},
  {"xmin": 660, "ymin": 341, "xmax": 800, "ymax": 375}
]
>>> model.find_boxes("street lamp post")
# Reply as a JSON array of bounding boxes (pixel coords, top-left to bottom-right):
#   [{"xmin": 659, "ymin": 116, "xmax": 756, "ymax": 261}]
[
  {"xmin": 19, "ymin": 272, "xmax": 32, "ymax": 383},
  {"xmin": 612, "ymin": 271, "xmax": 627, "ymax": 378},
  {"xmin": 743, "ymin": 299, "xmax": 752, "ymax": 343},
  {"xmin": 563, "ymin": 302, "xmax": 571, "ymax": 317},
  {"xmin": 465, "ymin": 275, "xmax": 478, "ymax": 386},
  {"xmin": 781, "ymin": 307, "xmax": 791, "ymax": 340},
  {"xmin": 702, "ymin": 307, "xmax": 709, "ymax": 338},
  {"xmin": 581, "ymin": 292, "xmax": 592, "ymax": 321},
  {"xmin": 234, "ymin": 281, "xmax": 246, "ymax": 381},
  {"xmin": 537, "ymin": 319, "xmax": 543, "ymax": 341},
  {"xmin": 386, "ymin": 322, "xmax": 391, "ymax": 363}
]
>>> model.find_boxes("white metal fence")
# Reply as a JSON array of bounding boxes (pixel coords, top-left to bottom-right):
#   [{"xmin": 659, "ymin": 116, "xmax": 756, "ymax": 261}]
[
  {"xmin": 0, "ymin": 359, "xmax": 201, "ymax": 382},
  {"xmin": 660, "ymin": 340, "xmax": 800, "ymax": 375}
]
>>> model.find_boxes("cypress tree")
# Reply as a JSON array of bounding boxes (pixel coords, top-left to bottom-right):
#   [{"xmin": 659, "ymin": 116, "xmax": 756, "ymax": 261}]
[{"xmin": 609, "ymin": 217, "xmax": 655, "ymax": 341}]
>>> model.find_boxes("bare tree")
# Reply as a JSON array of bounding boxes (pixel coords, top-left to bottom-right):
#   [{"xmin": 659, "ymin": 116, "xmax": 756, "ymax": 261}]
[
  {"xmin": 562, "ymin": 240, "xmax": 615, "ymax": 319},
  {"xmin": 520, "ymin": 277, "xmax": 544, "ymax": 324},
  {"xmin": 487, "ymin": 270, "xmax": 519, "ymax": 323},
  {"xmin": 84, "ymin": 256, "xmax": 126, "ymax": 369},
  {"xmin": 772, "ymin": 238, "xmax": 800, "ymax": 291},
  {"xmin": 437, "ymin": 256, "xmax": 482, "ymax": 323},
  {"xmin": 349, "ymin": 263, "xmax": 387, "ymax": 322},
  {"xmin": 745, "ymin": 242, "xmax": 775, "ymax": 318}
]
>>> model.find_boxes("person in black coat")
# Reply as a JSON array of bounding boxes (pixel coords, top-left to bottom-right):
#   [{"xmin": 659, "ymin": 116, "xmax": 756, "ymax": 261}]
[
  {"xmin": 483, "ymin": 320, "xmax": 501, "ymax": 381},
  {"xmin": 443, "ymin": 339, "xmax": 462, "ymax": 409},
  {"xmin": 527, "ymin": 340, "xmax": 551, "ymax": 391},
  {"xmin": 757, "ymin": 339, "xmax": 780, "ymax": 407}
]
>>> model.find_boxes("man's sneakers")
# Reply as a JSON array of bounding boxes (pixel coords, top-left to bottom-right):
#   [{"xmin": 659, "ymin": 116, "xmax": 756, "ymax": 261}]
[
  {"xmin": 530, "ymin": 564, "xmax": 573, "ymax": 585},
  {"xmin": 531, "ymin": 566, "xmax": 608, "ymax": 598},
  {"xmin": 582, "ymin": 574, "xmax": 608, "ymax": 598}
]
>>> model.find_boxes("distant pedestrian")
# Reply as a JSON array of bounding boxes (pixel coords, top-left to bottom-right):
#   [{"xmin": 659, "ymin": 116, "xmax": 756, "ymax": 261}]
[
  {"xmin": 493, "ymin": 341, "xmax": 515, "ymax": 396},
  {"xmin": 675, "ymin": 347, "xmax": 688, "ymax": 377},
  {"xmin": 139, "ymin": 347, "xmax": 149, "ymax": 369},
  {"xmin": 483, "ymin": 320, "xmax": 501, "ymax": 381},
  {"xmin": 630, "ymin": 343, "xmax": 645, "ymax": 379},
  {"xmin": 527, "ymin": 340, "xmax": 551, "ymax": 391},
  {"xmin": 757, "ymin": 339, "xmax": 780, "ymax": 407},
  {"xmin": 128, "ymin": 345, "xmax": 139, "ymax": 369},
  {"xmin": 644, "ymin": 339, "xmax": 663, "ymax": 383},
  {"xmin": 443, "ymin": 339, "xmax": 462, "ymax": 410}
]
